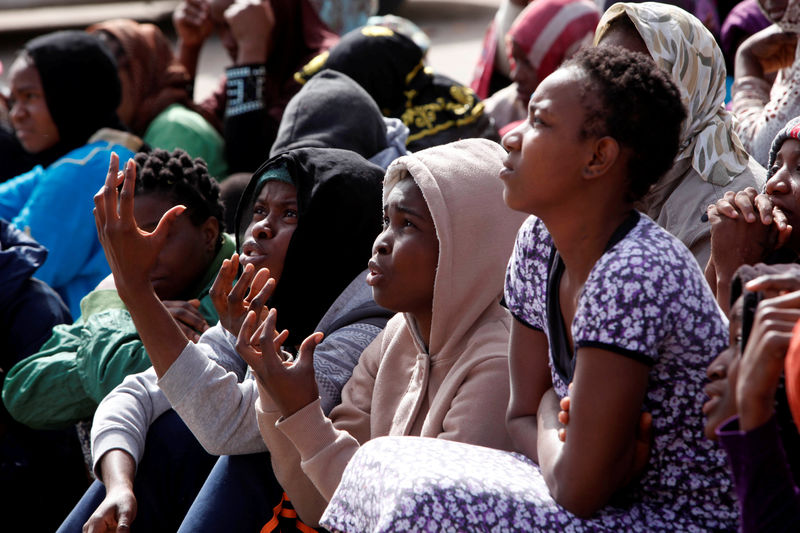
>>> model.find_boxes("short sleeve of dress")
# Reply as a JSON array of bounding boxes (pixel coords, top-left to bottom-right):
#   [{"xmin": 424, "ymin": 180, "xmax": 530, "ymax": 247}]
[
  {"xmin": 572, "ymin": 218, "xmax": 713, "ymax": 365},
  {"xmin": 504, "ymin": 215, "xmax": 551, "ymax": 331}
]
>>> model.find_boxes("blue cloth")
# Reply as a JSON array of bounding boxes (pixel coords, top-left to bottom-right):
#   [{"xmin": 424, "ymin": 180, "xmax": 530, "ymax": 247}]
[
  {"xmin": 57, "ymin": 409, "xmax": 217, "ymax": 533},
  {"xmin": 177, "ymin": 453, "xmax": 282, "ymax": 533},
  {"xmin": 0, "ymin": 140, "xmax": 136, "ymax": 317},
  {"xmin": 0, "ymin": 218, "xmax": 71, "ymax": 366}
]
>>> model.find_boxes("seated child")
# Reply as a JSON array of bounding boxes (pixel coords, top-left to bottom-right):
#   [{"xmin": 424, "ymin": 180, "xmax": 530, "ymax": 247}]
[
  {"xmin": 0, "ymin": 30, "xmax": 142, "ymax": 317},
  {"xmin": 707, "ymin": 115, "xmax": 800, "ymax": 314},
  {"xmin": 60, "ymin": 147, "xmax": 388, "ymax": 533},
  {"xmin": 3, "ymin": 149, "xmax": 232, "ymax": 430},
  {"xmin": 319, "ymin": 46, "xmax": 738, "ymax": 532},
  {"xmin": 226, "ymin": 138, "xmax": 527, "ymax": 528},
  {"xmin": 704, "ymin": 263, "xmax": 800, "ymax": 532}
]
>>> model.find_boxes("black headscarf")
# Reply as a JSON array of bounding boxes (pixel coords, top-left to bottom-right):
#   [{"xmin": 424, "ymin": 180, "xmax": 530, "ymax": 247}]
[
  {"xmin": 235, "ymin": 147, "xmax": 384, "ymax": 345},
  {"xmin": 296, "ymin": 26, "xmax": 498, "ymax": 151},
  {"xmin": 23, "ymin": 31, "xmax": 124, "ymax": 167},
  {"xmin": 270, "ymin": 70, "xmax": 388, "ymax": 159}
]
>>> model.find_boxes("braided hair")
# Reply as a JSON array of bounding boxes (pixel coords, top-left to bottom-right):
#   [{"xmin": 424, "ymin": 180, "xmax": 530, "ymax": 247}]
[{"xmin": 133, "ymin": 149, "xmax": 226, "ymax": 249}]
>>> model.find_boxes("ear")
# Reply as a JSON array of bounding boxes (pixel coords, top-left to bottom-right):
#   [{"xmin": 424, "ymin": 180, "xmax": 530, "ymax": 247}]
[
  {"xmin": 582, "ymin": 136, "xmax": 620, "ymax": 181},
  {"xmin": 201, "ymin": 217, "xmax": 221, "ymax": 254}
]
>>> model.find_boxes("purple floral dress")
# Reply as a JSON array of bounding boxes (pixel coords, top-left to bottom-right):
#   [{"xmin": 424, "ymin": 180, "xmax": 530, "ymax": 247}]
[{"xmin": 321, "ymin": 213, "xmax": 738, "ymax": 532}]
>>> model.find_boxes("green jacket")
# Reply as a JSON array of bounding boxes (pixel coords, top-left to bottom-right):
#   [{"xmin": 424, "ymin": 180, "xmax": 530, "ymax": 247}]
[{"xmin": 2, "ymin": 234, "xmax": 235, "ymax": 430}]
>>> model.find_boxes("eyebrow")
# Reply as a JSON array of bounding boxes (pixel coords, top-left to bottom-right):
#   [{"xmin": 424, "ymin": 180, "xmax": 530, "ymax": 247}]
[{"xmin": 384, "ymin": 202, "xmax": 428, "ymax": 220}]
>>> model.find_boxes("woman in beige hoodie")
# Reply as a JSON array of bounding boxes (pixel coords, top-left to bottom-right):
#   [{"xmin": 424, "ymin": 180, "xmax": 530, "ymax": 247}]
[{"xmin": 235, "ymin": 138, "xmax": 527, "ymax": 526}]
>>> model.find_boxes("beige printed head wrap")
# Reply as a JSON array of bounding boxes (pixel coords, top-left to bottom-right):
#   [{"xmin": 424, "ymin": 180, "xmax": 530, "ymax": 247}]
[{"xmin": 595, "ymin": 2, "xmax": 750, "ymax": 186}]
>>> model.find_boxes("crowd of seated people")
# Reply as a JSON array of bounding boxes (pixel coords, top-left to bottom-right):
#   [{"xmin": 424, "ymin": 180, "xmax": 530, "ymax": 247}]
[{"xmin": 2, "ymin": 1, "xmax": 800, "ymax": 531}]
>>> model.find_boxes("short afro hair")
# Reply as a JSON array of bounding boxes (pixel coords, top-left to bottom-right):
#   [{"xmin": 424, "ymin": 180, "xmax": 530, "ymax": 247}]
[
  {"xmin": 132, "ymin": 148, "xmax": 226, "ymax": 245},
  {"xmin": 563, "ymin": 46, "xmax": 686, "ymax": 201}
]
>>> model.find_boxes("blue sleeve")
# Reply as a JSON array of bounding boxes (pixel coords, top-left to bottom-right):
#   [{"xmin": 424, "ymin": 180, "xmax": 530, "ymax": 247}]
[{"xmin": 0, "ymin": 167, "xmax": 42, "ymax": 222}]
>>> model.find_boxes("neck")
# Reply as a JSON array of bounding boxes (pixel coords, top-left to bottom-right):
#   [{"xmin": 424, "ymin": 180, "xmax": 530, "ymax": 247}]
[{"xmin": 541, "ymin": 198, "xmax": 633, "ymax": 283}]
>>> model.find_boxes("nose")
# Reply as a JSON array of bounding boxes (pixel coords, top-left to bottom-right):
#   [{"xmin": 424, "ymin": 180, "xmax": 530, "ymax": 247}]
[
  {"xmin": 705, "ymin": 348, "xmax": 731, "ymax": 381},
  {"xmin": 9, "ymin": 100, "xmax": 25, "ymax": 125},
  {"xmin": 765, "ymin": 168, "xmax": 791, "ymax": 196},
  {"xmin": 372, "ymin": 228, "xmax": 392, "ymax": 256},
  {"xmin": 253, "ymin": 216, "xmax": 274, "ymax": 240},
  {"xmin": 502, "ymin": 123, "xmax": 523, "ymax": 152}
]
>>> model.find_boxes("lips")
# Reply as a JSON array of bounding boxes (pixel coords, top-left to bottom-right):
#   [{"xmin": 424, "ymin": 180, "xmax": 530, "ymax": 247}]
[
  {"xmin": 366, "ymin": 258, "xmax": 386, "ymax": 287},
  {"xmin": 240, "ymin": 241, "xmax": 269, "ymax": 265},
  {"xmin": 702, "ymin": 381, "xmax": 725, "ymax": 415}
]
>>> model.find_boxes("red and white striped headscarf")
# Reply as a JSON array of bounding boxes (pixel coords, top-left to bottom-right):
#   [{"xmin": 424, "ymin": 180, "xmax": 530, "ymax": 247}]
[{"xmin": 507, "ymin": 0, "xmax": 600, "ymax": 85}]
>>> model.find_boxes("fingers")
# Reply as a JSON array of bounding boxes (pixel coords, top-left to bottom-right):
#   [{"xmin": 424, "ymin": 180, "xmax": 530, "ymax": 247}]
[
  {"xmin": 209, "ymin": 253, "xmax": 239, "ymax": 311},
  {"xmin": 118, "ymin": 159, "xmax": 137, "ymax": 224},
  {"xmin": 152, "ymin": 204, "xmax": 187, "ymax": 241},
  {"xmin": 295, "ymin": 331, "xmax": 324, "ymax": 372},
  {"xmin": 163, "ymin": 300, "xmax": 210, "ymax": 334},
  {"xmin": 236, "ymin": 310, "xmax": 262, "ymax": 365},
  {"xmin": 248, "ymin": 275, "xmax": 276, "ymax": 319},
  {"xmin": 733, "ymin": 189, "xmax": 759, "ymax": 222},
  {"xmin": 746, "ymin": 271, "xmax": 800, "ymax": 293},
  {"xmin": 96, "ymin": 152, "xmax": 121, "ymax": 228},
  {"xmin": 752, "ymin": 192, "xmax": 774, "ymax": 224},
  {"xmin": 229, "ymin": 262, "xmax": 256, "ymax": 308}
]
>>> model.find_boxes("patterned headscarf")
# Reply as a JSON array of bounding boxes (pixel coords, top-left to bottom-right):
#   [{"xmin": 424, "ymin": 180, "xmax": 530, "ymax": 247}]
[
  {"xmin": 595, "ymin": 2, "xmax": 750, "ymax": 186},
  {"xmin": 758, "ymin": 0, "xmax": 800, "ymax": 32},
  {"xmin": 766, "ymin": 116, "xmax": 800, "ymax": 178},
  {"xmin": 507, "ymin": 0, "xmax": 600, "ymax": 85}
]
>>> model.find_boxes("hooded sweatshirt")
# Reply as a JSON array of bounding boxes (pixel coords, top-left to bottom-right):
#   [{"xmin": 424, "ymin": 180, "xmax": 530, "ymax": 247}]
[
  {"xmin": 254, "ymin": 138, "xmax": 527, "ymax": 525},
  {"xmin": 270, "ymin": 69, "xmax": 407, "ymax": 169}
]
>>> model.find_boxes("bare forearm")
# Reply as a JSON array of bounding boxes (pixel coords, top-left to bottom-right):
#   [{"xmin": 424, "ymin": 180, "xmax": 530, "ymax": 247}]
[
  {"xmin": 177, "ymin": 41, "xmax": 202, "ymax": 80},
  {"xmin": 507, "ymin": 415, "xmax": 539, "ymax": 463},
  {"xmin": 118, "ymin": 285, "xmax": 189, "ymax": 377},
  {"xmin": 99, "ymin": 449, "xmax": 136, "ymax": 491}
]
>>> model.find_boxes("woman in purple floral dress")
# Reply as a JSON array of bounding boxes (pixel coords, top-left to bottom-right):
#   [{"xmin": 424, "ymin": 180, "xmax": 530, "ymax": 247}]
[{"xmin": 320, "ymin": 46, "xmax": 739, "ymax": 532}]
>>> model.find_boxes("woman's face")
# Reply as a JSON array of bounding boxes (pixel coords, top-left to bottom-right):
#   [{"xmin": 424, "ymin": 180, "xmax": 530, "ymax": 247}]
[
  {"xmin": 9, "ymin": 56, "xmax": 60, "ymax": 154},
  {"xmin": 239, "ymin": 180, "xmax": 298, "ymax": 284},
  {"xmin": 134, "ymin": 193, "xmax": 219, "ymax": 301},
  {"xmin": 766, "ymin": 138, "xmax": 800, "ymax": 251},
  {"xmin": 500, "ymin": 66, "xmax": 595, "ymax": 215},
  {"xmin": 95, "ymin": 31, "xmax": 136, "ymax": 127},
  {"xmin": 367, "ymin": 178, "xmax": 439, "ymax": 320},
  {"xmin": 703, "ymin": 298, "xmax": 743, "ymax": 440},
  {"xmin": 510, "ymin": 40, "xmax": 539, "ymax": 103}
]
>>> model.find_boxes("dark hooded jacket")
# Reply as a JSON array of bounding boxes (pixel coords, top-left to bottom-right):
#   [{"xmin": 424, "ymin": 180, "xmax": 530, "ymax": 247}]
[
  {"xmin": 0, "ymin": 219, "xmax": 70, "ymax": 370},
  {"xmin": 296, "ymin": 26, "xmax": 499, "ymax": 151},
  {"xmin": 235, "ymin": 147, "xmax": 386, "ymax": 345}
]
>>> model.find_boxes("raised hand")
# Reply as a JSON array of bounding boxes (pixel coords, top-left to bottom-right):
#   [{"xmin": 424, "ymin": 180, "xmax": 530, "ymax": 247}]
[
  {"xmin": 173, "ymin": 0, "xmax": 213, "ymax": 49},
  {"xmin": 236, "ymin": 307, "xmax": 323, "ymax": 418},
  {"xmin": 225, "ymin": 0, "xmax": 276, "ymax": 64},
  {"xmin": 209, "ymin": 253, "xmax": 275, "ymax": 336},
  {"xmin": 736, "ymin": 287, "xmax": 800, "ymax": 431},
  {"xmin": 93, "ymin": 153, "xmax": 185, "ymax": 302}
]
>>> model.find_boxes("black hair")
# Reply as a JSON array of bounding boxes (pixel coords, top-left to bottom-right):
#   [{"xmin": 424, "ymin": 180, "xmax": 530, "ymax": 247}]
[
  {"xmin": 563, "ymin": 46, "xmax": 686, "ymax": 202},
  {"xmin": 132, "ymin": 148, "xmax": 225, "ymax": 247}
]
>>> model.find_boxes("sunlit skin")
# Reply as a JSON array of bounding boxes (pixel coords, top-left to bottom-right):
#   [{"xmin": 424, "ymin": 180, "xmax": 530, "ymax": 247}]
[
  {"xmin": 500, "ymin": 66, "xmax": 596, "ymax": 216},
  {"xmin": 367, "ymin": 178, "xmax": 439, "ymax": 346},
  {"xmin": 766, "ymin": 138, "xmax": 800, "ymax": 251},
  {"xmin": 510, "ymin": 40, "xmax": 539, "ymax": 102},
  {"xmin": 8, "ymin": 56, "xmax": 60, "ymax": 154},
  {"xmin": 239, "ymin": 180, "xmax": 298, "ymax": 284}
]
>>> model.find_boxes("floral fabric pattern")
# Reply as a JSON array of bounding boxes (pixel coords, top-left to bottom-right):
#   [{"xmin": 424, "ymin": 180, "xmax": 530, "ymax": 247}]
[{"xmin": 322, "ymin": 214, "xmax": 739, "ymax": 532}]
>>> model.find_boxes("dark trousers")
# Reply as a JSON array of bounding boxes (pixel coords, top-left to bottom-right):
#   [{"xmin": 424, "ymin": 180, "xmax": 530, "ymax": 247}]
[{"xmin": 57, "ymin": 409, "xmax": 217, "ymax": 533}]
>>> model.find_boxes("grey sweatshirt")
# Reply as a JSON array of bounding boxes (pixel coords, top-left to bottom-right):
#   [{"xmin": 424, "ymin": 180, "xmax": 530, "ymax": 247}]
[{"xmin": 90, "ymin": 272, "xmax": 388, "ymax": 475}]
